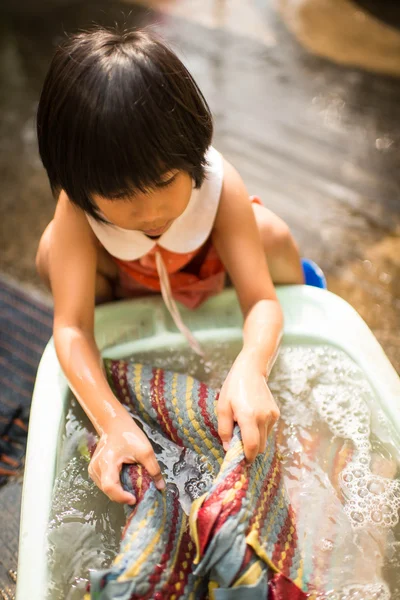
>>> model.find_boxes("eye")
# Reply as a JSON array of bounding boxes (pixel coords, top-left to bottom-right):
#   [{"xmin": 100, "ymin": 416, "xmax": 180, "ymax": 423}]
[{"xmin": 156, "ymin": 173, "xmax": 178, "ymax": 189}]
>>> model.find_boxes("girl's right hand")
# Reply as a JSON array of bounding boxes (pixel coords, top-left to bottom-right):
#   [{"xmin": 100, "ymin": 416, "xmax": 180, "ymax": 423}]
[{"xmin": 88, "ymin": 415, "xmax": 165, "ymax": 505}]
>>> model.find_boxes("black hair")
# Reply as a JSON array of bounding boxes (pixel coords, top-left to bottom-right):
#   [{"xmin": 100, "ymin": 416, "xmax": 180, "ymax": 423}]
[{"xmin": 37, "ymin": 26, "xmax": 213, "ymax": 220}]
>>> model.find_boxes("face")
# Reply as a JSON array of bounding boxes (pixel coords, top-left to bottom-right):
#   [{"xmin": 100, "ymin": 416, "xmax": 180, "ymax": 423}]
[{"xmin": 93, "ymin": 171, "xmax": 193, "ymax": 236}]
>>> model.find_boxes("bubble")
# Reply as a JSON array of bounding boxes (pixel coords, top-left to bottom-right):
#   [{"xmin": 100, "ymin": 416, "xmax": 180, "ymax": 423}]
[
  {"xmin": 367, "ymin": 480, "xmax": 385, "ymax": 496},
  {"xmin": 381, "ymin": 504, "xmax": 392, "ymax": 516},
  {"xmin": 358, "ymin": 488, "xmax": 368, "ymax": 498},
  {"xmin": 350, "ymin": 511, "xmax": 364, "ymax": 524},
  {"xmin": 320, "ymin": 538, "xmax": 334, "ymax": 551},
  {"xmin": 383, "ymin": 515, "xmax": 392, "ymax": 526}
]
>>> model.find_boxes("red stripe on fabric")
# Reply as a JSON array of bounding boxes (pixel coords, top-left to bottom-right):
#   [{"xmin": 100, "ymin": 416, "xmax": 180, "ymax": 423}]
[
  {"xmin": 142, "ymin": 495, "xmax": 182, "ymax": 597},
  {"xmin": 268, "ymin": 573, "xmax": 308, "ymax": 600},
  {"xmin": 107, "ymin": 360, "xmax": 135, "ymax": 414},
  {"xmin": 0, "ymin": 282, "xmax": 52, "ymax": 315},
  {"xmin": 251, "ymin": 469, "xmax": 283, "ymax": 552},
  {"xmin": 2, "ymin": 308, "xmax": 50, "ymax": 343},
  {"xmin": 154, "ymin": 369, "xmax": 183, "ymax": 445},
  {"xmin": 1, "ymin": 326, "xmax": 45, "ymax": 354},
  {"xmin": 196, "ymin": 461, "xmax": 247, "ymax": 555},
  {"xmin": 121, "ymin": 465, "xmax": 153, "ymax": 539},
  {"xmin": 155, "ymin": 529, "xmax": 195, "ymax": 599},
  {"xmin": 0, "ymin": 466, "xmax": 18, "ymax": 476},
  {"xmin": 2, "ymin": 378, "xmax": 31, "ymax": 400},
  {"xmin": 0, "ymin": 290, "xmax": 52, "ymax": 327},
  {"xmin": 148, "ymin": 369, "xmax": 182, "ymax": 445},
  {"xmin": 247, "ymin": 451, "xmax": 280, "ymax": 531},
  {"xmin": 280, "ymin": 508, "xmax": 298, "ymax": 574},
  {"xmin": 212, "ymin": 468, "xmax": 250, "ymax": 539},
  {"xmin": 0, "ymin": 356, "xmax": 35, "ymax": 383},
  {"xmin": 198, "ymin": 382, "xmax": 219, "ymax": 442},
  {"xmin": 271, "ymin": 511, "xmax": 292, "ymax": 569},
  {"xmin": 149, "ymin": 368, "xmax": 167, "ymax": 436},
  {"xmin": 0, "ymin": 338, "xmax": 39, "ymax": 368}
]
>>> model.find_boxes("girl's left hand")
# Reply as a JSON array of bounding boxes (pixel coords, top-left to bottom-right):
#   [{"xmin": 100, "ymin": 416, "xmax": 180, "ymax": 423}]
[{"xmin": 217, "ymin": 352, "xmax": 280, "ymax": 462}]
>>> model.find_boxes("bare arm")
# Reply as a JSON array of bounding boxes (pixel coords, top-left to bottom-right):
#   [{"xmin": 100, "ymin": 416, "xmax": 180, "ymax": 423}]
[
  {"xmin": 50, "ymin": 193, "xmax": 164, "ymax": 502},
  {"xmin": 212, "ymin": 160, "xmax": 282, "ymax": 460}
]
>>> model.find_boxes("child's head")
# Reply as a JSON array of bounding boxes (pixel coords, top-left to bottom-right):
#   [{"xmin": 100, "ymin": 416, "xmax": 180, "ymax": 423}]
[{"xmin": 37, "ymin": 27, "xmax": 213, "ymax": 229}]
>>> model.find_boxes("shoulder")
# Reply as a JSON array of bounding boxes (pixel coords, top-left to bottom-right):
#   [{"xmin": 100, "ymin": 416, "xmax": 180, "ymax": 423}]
[
  {"xmin": 213, "ymin": 158, "xmax": 251, "ymax": 234},
  {"xmin": 54, "ymin": 191, "xmax": 92, "ymax": 229},
  {"xmin": 53, "ymin": 191, "xmax": 97, "ymax": 248},
  {"xmin": 220, "ymin": 158, "xmax": 247, "ymax": 201}
]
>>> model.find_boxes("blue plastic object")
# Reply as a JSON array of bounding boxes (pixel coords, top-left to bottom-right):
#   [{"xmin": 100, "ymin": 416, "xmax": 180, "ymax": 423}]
[{"xmin": 302, "ymin": 258, "xmax": 327, "ymax": 289}]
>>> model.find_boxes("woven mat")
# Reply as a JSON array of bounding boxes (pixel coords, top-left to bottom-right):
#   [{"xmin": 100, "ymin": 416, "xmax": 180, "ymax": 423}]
[{"xmin": 0, "ymin": 278, "xmax": 52, "ymax": 597}]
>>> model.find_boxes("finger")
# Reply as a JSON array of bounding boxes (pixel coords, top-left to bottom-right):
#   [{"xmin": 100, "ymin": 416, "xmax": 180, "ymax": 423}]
[
  {"xmin": 101, "ymin": 463, "xmax": 136, "ymax": 505},
  {"xmin": 266, "ymin": 420, "xmax": 274, "ymax": 441},
  {"xmin": 105, "ymin": 481, "xmax": 137, "ymax": 505},
  {"xmin": 266, "ymin": 407, "xmax": 280, "ymax": 439},
  {"xmin": 259, "ymin": 423, "xmax": 268, "ymax": 455},
  {"xmin": 217, "ymin": 404, "xmax": 234, "ymax": 451},
  {"xmin": 141, "ymin": 451, "xmax": 165, "ymax": 491},
  {"xmin": 238, "ymin": 418, "xmax": 260, "ymax": 463}
]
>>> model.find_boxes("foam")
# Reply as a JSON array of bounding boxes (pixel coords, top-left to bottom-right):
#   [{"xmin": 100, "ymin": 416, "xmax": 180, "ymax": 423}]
[{"xmin": 270, "ymin": 346, "xmax": 400, "ymax": 532}]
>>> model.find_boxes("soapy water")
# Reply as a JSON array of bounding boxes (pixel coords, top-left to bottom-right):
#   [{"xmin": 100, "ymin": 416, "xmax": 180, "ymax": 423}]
[
  {"xmin": 134, "ymin": 413, "xmax": 216, "ymax": 515},
  {"xmin": 47, "ymin": 344, "xmax": 400, "ymax": 599}
]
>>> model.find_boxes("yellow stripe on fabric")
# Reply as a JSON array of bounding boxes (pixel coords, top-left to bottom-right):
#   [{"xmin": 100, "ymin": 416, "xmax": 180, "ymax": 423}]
[
  {"xmin": 277, "ymin": 522, "xmax": 296, "ymax": 571},
  {"xmin": 242, "ymin": 438, "xmax": 274, "ymax": 516},
  {"xmin": 184, "ymin": 381, "xmax": 221, "ymax": 461},
  {"xmin": 246, "ymin": 486, "xmax": 286, "ymax": 572},
  {"xmin": 233, "ymin": 560, "xmax": 263, "ymax": 587},
  {"xmin": 181, "ymin": 377, "xmax": 204, "ymax": 456},
  {"xmin": 249, "ymin": 454, "xmax": 280, "ymax": 536},
  {"xmin": 263, "ymin": 487, "xmax": 286, "ymax": 541},
  {"xmin": 293, "ymin": 557, "xmax": 305, "ymax": 590},
  {"xmin": 171, "ymin": 372, "xmax": 184, "ymax": 434},
  {"xmin": 220, "ymin": 440, "xmax": 245, "ymax": 471},
  {"xmin": 133, "ymin": 363, "xmax": 143, "ymax": 402},
  {"xmin": 119, "ymin": 494, "xmax": 167, "ymax": 581},
  {"xmin": 209, "ymin": 581, "xmax": 219, "ymax": 599},
  {"xmin": 114, "ymin": 503, "xmax": 157, "ymax": 567},
  {"xmin": 246, "ymin": 529, "xmax": 278, "ymax": 573},
  {"xmin": 247, "ymin": 529, "xmax": 306, "ymax": 599},
  {"xmin": 190, "ymin": 442, "xmax": 252, "ymax": 564},
  {"xmin": 137, "ymin": 470, "xmax": 143, "ymax": 497},
  {"xmin": 168, "ymin": 513, "xmax": 189, "ymax": 581},
  {"xmin": 222, "ymin": 473, "xmax": 247, "ymax": 506}
]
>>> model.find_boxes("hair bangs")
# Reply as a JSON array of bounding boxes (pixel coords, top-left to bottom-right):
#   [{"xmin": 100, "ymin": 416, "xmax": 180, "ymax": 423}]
[{"xmin": 37, "ymin": 27, "xmax": 213, "ymax": 221}]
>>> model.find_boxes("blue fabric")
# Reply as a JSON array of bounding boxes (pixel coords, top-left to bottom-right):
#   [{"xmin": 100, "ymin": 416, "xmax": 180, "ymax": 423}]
[
  {"xmin": 301, "ymin": 258, "xmax": 327, "ymax": 289},
  {"xmin": 213, "ymin": 572, "xmax": 268, "ymax": 600}
]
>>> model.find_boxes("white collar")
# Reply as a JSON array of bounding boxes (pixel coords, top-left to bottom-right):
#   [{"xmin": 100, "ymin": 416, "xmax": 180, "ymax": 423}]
[{"xmin": 86, "ymin": 146, "xmax": 223, "ymax": 261}]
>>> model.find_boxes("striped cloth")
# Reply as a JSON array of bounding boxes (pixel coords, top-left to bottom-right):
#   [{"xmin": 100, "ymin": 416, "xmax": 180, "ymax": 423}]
[
  {"xmin": 87, "ymin": 360, "xmax": 308, "ymax": 600},
  {"xmin": 0, "ymin": 279, "xmax": 52, "ymax": 408},
  {"xmin": 0, "ymin": 279, "xmax": 52, "ymax": 484}
]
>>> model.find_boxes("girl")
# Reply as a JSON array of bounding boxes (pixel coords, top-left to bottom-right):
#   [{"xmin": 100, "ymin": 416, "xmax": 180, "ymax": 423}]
[{"xmin": 36, "ymin": 27, "xmax": 304, "ymax": 506}]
